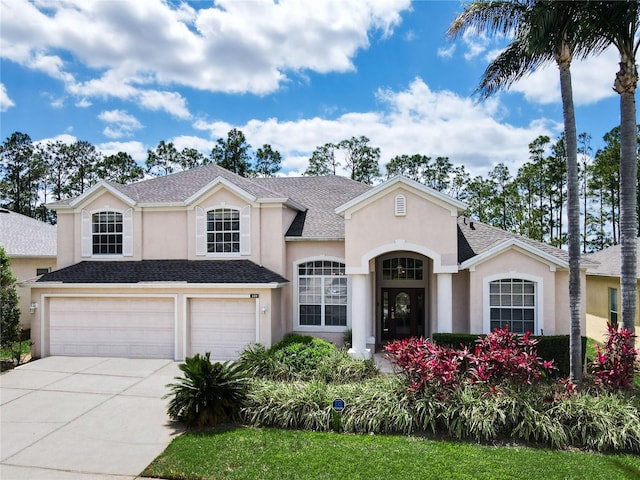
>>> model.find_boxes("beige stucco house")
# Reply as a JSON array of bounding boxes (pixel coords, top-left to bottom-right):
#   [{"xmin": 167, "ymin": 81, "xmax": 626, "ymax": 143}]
[
  {"xmin": 27, "ymin": 164, "xmax": 585, "ymax": 361},
  {"xmin": 585, "ymin": 240, "xmax": 640, "ymax": 346},
  {"xmin": 0, "ymin": 209, "xmax": 57, "ymax": 329}
]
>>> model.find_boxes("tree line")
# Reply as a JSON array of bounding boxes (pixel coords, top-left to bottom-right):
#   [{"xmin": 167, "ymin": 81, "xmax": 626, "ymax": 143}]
[{"xmin": 0, "ymin": 125, "xmax": 634, "ymax": 254}]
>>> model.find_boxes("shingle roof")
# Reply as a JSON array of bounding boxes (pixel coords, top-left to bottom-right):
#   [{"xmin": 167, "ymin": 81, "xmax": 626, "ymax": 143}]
[
  {"xmin": 585, "ymin": 239, "xmax": 640, "ymax": 278},
  {"xmin": 254, "ymin": 176, "xmax": 371, "ymax": 238},
  {"xmin": 0, "ymin": 209, "xmax": 57, "ymax": 257},
  {"xmin": 47, "ymin": 164, "xmax": 285, "ymax": 207},
  {"xmin": 36, "ymin": 260, "xmax": 289, "ymax": 284},
  {"xmin": 457, "ymin": 216, "xmax": 569, "ymax": 265}
]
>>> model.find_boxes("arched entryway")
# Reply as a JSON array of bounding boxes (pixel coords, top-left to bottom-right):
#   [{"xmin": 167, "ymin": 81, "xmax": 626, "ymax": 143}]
[{"xmin": 376, "ymin": 252, "xmax": 431, "ymax": 348}]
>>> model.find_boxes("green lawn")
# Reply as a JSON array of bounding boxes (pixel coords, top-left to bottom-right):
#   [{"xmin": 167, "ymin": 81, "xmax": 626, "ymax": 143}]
[{"xmin": 142, "ymin": 426, "xmax": 640, "ymax": 480}]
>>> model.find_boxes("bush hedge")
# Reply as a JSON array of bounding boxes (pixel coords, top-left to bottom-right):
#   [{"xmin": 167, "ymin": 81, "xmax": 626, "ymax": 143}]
[
  {"xmin": 433, "ymin": 333, "xmax": 587, "ymax": 378},
  {"xmin": 242, "ymin": 378, "xmax": 640, "ymax": 452}
]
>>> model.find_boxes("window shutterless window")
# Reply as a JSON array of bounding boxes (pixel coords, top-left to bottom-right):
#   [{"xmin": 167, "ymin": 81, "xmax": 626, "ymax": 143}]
[
  {"xmin": 298, "ymin": 260, "xmax": 347, "ymax": 327},
  {"xmin": 92, "ymin": 212, "xmax": 123, "ymax": 254},
  {"xmin": 489, "ymin": 278, "xmax": 535, "ymax": 334}
]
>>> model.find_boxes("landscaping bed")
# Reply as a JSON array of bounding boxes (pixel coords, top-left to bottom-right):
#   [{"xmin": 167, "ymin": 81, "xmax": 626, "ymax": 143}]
[{"xmin": 150, "ymin": 331, "xmax": 640, "ymax": 479}]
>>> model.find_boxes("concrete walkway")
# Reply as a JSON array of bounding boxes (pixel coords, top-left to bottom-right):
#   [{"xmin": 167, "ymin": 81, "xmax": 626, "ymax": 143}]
[{"xmin": 0, "ymin": 357, "xmax": 183, "ymax": 480}]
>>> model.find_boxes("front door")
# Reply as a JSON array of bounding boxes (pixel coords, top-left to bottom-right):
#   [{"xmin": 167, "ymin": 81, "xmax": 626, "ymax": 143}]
[{"xmin": 381, "ymin": 288, "xmax": 424, "ymax": 342}]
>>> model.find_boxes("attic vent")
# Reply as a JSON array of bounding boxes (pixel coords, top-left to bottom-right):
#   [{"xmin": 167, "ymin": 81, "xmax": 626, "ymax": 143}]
[{"xmin": 395, "ymin": 194, "xmax": 406, "ymax": 216}]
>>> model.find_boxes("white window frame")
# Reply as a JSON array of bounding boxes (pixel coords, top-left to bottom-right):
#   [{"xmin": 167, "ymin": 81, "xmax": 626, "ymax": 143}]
[
  {"xmin": 482, "ymin": 273, "xmax": 543, "ymax": 335},
  {"xmin": 81, "ymin": 208, "xmax": 133, "ymax": 258},
  {"xmin": 195, "ymin": 204, "xmax": 251, "ymax": 257},
  {"xmin": 294, "ymin": 256, "xmax": 350, "ymax": 332}
]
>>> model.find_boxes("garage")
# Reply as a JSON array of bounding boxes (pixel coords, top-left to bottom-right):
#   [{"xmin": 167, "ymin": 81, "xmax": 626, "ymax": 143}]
[
  {"xmin": 49, "ymin": 297, "xmax": 175, "ymax": 359},
  {"xmin": 190, "ymin": 297, "xmax": 257, "ymax": 360}
]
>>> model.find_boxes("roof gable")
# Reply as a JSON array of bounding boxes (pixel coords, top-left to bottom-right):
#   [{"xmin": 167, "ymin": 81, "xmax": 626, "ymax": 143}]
[
  {"xmin": 457, "ymin": 217, "xmax": 570, "ymax": 270},
  {"xmin": 335, "ymin": 176, "xmax": 466, "ymax": 219}
]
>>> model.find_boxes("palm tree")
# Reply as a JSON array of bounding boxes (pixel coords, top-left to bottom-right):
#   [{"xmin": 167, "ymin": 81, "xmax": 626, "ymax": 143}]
[
  {"xmin": 588, "ymin": 2, "xmax": 639, "ymax": 335},
  {"xmin": 448, "ymin": 0, "xmax": 604, "ymax": 382}
]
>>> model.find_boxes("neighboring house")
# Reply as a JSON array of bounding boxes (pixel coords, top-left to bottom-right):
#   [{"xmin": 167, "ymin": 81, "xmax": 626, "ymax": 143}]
[
  {"xmin": 27, "ymin": 164, "xmax": 585, "ymax": 361},
  {"xmin": 585, "ymin": 240, "xmax": 640, "ymax": 345},
  {"xmin": 0, "ymin": 209, "xmax": 57, "ymax": 329}
]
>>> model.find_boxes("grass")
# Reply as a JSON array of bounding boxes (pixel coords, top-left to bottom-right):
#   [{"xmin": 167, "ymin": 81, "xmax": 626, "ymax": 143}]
[
  {"xmin": 142, "ymin": 426, "xmax": 640, "ymax": 480},
  {"xmin": 0, "ymin": 340, "xmax": 31, "ymax": 362}
]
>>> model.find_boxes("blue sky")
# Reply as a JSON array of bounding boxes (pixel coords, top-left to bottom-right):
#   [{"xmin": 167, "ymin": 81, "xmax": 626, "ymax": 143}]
[{"xmin": 0, "ymin": 0, "xmax": 625, "ymax": 179}]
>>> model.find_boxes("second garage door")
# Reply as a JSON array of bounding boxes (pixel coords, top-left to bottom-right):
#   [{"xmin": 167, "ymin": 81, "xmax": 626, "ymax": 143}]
[
  {"xmin": 190, "ymin": 298, "xmax": 257, "ymax": 360},
  {"xmin": 49, "ymin": 297, "xmax": 175, "ymax": 359}
]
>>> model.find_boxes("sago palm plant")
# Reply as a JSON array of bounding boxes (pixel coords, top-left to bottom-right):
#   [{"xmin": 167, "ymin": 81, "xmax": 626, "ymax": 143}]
[{"xmin": 165, "ymin": 352, "xmax": 249, "ymax": 428}]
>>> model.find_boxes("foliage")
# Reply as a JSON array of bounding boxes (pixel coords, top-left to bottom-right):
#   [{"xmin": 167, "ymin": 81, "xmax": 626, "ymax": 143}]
[
  {"xmin": 433, "ymin": 333, "xmax": 587, "ymax": 378},
  {"xmin": 254, "ymin": 144, "xmax": 282, "ymax": 177},
  {"xmin": 209, "ymin": 128, "xmax": 253, "ymax": 177},
  {"xmin": 165, "ymin": 352, "xmax": 249, "ymax": 428},
  {"xmin": 384, "ymin": 337, "xmax": 464, "ymax": 392},
  {"xmin": 589, "ymin": 326, "xmax": 639, "ymax": 390},
  {"xmin": 466, "ymin": 328, "xmax": 556, "ymax": 385},
  {"xmin": 0, "ymin": 246, "xmax": 21, "ymax": 351},
  {"xmin": 386, "ymin": 328, "xmax": 555, "ymax": 393},
  {"xmin": 241, "ymin": 377, "xmax": 640, "ymax": 453},
  {"xmin": 239, "ymin": 336, "xmax": 377, "ymax": 383}
]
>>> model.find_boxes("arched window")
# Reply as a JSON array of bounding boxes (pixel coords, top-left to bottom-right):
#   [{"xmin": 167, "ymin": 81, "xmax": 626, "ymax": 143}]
[
  {"xmin": 489, "ymin": 278, "xmax": 536, "ymax": 334},
  {"xmin": 382, "ymin": 257, "xmax": 423, "ymax": 280},
  {"xmin": 92, "ymin": 211, "xmax": 123, "ymax": 254},
  {"xmin": 207, "ymin": 208, "xmax": 240, "ymax": 253},
  {"xmin": 297, "ymin": 260, "xmax": 347, "ymax": 327}
]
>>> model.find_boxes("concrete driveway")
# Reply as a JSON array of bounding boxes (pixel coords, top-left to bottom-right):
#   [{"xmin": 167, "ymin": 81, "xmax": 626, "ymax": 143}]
[{"xmin": 0, "ymin": 356, "xmax": 183, "ymax": 479}]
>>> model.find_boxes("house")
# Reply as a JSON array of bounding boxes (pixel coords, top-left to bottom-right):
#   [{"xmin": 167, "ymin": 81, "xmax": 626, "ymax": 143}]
[
  {"xmin": 585, "ymin": 240, "xmax": 640, "ymax": 346},
  {"xmin": 0, "ymin": 209, "xmax": 57, "ymax": 330},
  {"xmin": 27, "ymin": 164, "xmax": 585, "ymax": 361}
]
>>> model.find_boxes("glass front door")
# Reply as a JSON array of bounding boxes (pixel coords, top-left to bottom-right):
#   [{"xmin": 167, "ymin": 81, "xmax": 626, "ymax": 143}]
[{"xmin": 381, "ymin": 288, "xmax": 424, "ymax": 342}]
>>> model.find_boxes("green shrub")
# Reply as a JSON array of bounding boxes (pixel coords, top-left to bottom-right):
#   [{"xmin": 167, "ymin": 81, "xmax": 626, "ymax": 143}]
[
  {"xmin": 270, "ymin": 334, "xmax": 315, "ymax": 352},
  {"xmin": 273, "ymin": 337, "xmax": 335, "ymax": 373},
  {"xmin": 239, "ymin": 337, "xmax": 378, "ymax": 383},
  {"xmin": 165, "ymin": 353, "xmax": 249, "ymax": 428}
]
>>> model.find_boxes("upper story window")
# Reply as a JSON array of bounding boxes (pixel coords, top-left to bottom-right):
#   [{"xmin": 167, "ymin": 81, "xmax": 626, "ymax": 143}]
[
  {"xmin": 81, "ymin": 208, "xmax": 132, "ymax": 258},
  {"xmin": 382, "ymin": 257, "xmax": 423, "ymax": 281},
  {"xmin": 489, "ymin": 278, "xmax": 535, "ymax": 334},
  {"xmin": 195, "ymin": 205, "xmax": 250, "ymax": 257},
  {"xmin": 92, "ymin": 211, "xmax": 123, "ymax": 254},
  {"xmin": 297, "ymin": 260, "xmax": 347, "ymax": 328},
  {"xmin": 207, "ymin": 208, "xmax": 240, "ymax": 253}
]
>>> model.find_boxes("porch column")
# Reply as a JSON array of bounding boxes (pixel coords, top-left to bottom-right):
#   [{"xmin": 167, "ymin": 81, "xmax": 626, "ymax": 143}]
[
  {"xmin": 348, "ymin": 273, "xmax": 372, "ymax": 360},
  {"xmin": 437, "ymin": 272, "xmax": 453, "ymax": 333}
]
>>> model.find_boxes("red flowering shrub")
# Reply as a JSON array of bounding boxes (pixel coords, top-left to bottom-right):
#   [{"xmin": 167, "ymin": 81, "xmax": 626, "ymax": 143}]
[
  {"xmin": 384, "ymin": 337, "xmax": 464, "ymax": 392},
  {"xmin": 467, "ymin": 327, "xmax": 555, "ymax": 385},
  {"xmin": 385, "ymin": 327, "xmax": 555, "ymax": 393},
  {"xmin": 590, "ymin": 326, "xmax": 638, "ymax": 390}
]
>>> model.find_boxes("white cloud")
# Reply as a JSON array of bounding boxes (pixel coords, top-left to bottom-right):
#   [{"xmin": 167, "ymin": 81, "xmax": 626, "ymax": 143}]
[
  {"xmin": 0, "ymin": 0, "xmax": 411, "ymax": 112},
  {"xmin": 98, "ymin": 109, "xmax": 143, "ymax": 139},
  {"xmin": 97, "ymin": 140, "xmax": 147, "ymax": 162},
  {"xmin": 0, "ymin": 83, "xmax": 15, "ymax": 111},
  {"xmin": 510, "ymin": 47, "xmax": 619, "ymax": 106},
  {"xmin": 193, "ymin": 78, "xmax": 557, "ymax": 178},
  {"xmin": 437, "ymin": 44, "xmax": 455, "ymax": 59}
]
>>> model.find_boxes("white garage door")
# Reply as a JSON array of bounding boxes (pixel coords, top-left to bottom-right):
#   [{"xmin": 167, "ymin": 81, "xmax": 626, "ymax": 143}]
[
  {"xmin": 49, "ymin": 297, "xmax": 175, "ymax": 359},
  {"xmin": 190, "ymin": 298, "xmax": 257, "ymax": 360}
]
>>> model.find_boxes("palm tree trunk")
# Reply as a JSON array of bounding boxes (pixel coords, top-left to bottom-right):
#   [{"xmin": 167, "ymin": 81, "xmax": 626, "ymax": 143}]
[
  {"xmin": 559, "ymin": 59, "xmax": 582, "ymax": 382},
  {"xmin": 619, "ymin": 88, "xmax": 637, "ymax": 334}
]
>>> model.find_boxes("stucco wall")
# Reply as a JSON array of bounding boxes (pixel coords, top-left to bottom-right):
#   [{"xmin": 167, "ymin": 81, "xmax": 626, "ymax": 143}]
[
  {"xmin": 452, "ymin": 269, "xmax": 470, "ymax": 333},
  {"xmin": 467, "ymin": 248, "xmax": 559, "ymax": 335},
  {"xmin": 12, "ymin": 257, "xmax": 57, "ymax": 329},
  {"xmin": 343, "ymin": 187, "xmax": 458, "ymax": 272}
]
